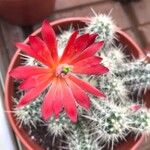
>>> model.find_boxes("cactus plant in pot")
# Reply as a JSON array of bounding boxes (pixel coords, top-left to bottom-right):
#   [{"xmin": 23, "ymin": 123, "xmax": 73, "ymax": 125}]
[{"xmin": 5, "ymin": 14, "xmax": 150, "ymax": 150}]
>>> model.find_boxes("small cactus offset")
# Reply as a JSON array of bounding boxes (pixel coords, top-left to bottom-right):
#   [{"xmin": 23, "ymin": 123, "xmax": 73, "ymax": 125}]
[
  {"xmin": 11, "ymin": 13, "xmax": 150, "ymax": 150},
  {"xmin": 115, "ymin": 60, "xmax": 150, "ymax": 94}
]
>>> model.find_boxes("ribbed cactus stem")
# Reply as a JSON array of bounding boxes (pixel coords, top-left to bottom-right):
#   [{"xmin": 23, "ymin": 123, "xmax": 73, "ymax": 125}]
[
  {"xmin": 67, "ymin": 122, "xmax": 101, "ymax": 150},
  {"xmin": 115, "ymin": 61, "xmax": 150, "ymax": 90}
]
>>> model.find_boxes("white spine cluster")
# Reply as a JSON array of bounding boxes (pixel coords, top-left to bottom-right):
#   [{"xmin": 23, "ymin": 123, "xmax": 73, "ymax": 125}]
[
  {"xmin": 101, "ymin": 46, "xmax": 126, "ymax": 71},
  {"xmin": 20, "ymin": 54, "xmax": 41, "ymax": 66}
]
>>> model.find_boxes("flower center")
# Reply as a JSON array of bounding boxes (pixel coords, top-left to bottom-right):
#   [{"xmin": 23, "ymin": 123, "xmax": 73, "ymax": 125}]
[
  {"xmin": 62, "ymin": 66, "xmax": 71, "ymax": 75},
  {"xmin": 56, "ymin": 64, "xmax": 72, "ymax": 77}
]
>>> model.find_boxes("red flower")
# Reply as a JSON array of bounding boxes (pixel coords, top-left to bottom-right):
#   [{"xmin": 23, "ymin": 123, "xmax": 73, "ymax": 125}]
[{"xmin": 10, "ymin": 20, "xmax": 109, "ymax": 122}]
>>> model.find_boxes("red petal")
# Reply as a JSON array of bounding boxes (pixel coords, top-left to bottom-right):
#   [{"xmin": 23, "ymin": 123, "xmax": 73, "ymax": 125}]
[
  {"xmin": 73, "ymin": 56, "xmax": 108, "ymax": 76},
  {"xmin": 66, "ymin": 79, "xmax": 90, "ymax": 109},
  {"xmin": 52, "ymin": 80, "xmax": 63, "ymax": 118},
  {"xmin": 73, "ymin": 64, "xmax": 109, "ymax": 75},
  {"xmin": 16, "ymin": 42, "xmax": 49, "ymax": 66},
  {"xmin": 18, "ymin": 79, "xmax": 49, "ymax": 107},
  {"xmin": 41, "ymin": 81, "xmax": 56, "ymax": 120},
  {"xmin": 9, "ymin": 66, "xmax": 50, "ymax": 79},
  {"xmin": 70, "ymin": 41, "xmax": 104, "ymax": 64},
  {"xmin": 74, "ymin": 33, "xmax": 98, "ymax": 53},
  {"xmin": 41, "ymin": 96, "xmax": 53, "ymax": 121},
  {"xmin": 19, "ymin": 74, "xmax": 52, "ymax": 90},
  {"xmin": 16, "ymin": 43, "xmax": 36, "ymax": 58},
  {"xmin": 29, "ymin": 36, "xmax": 53, "ymax": 66},
  {"xmin": 63, "ymin": 33, "xmax": 97, "ymax": 63},
  {"xmin": 61, "ymin": 81, "xmax": 77, "ymax": 122},
  {"xmin": 74, "ymin": 33, "xmax": 90, "ymax": 51},
  {"xmin": 42, "ymin": 20, "xmax": 58, "ymax": 61},
  {"xmin": 87, "ymin": 33, "xmax": 98, "ymax": 45},
  {"xmin": 66, "ymin": 34, "xmax": 89, "ymax": 60},
  {"xmin": 73, "ymin": 56, "xmax": 102, "ymax": 67},
  {"xmin": 69, "ymin": 75, "xmax": 105, "ymax": 97},
  {"xmin": 60, "ymin": 31, "xmax": 78, "ymax": 62},
  {"xmin": 41, "ymin": 80, "xmax": 63, "ymax": 120}
]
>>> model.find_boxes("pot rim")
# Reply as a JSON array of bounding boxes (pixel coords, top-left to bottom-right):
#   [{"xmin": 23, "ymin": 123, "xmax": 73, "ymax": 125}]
[{"xmin": 4, "ymin": 17, "xmax": 146, "ymax": 150}]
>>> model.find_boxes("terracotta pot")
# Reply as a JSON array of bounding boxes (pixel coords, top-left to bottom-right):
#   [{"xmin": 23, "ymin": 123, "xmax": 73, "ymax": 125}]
[
  {"xmin": 0, "ymin": 0, "xmax": 55, "ymax": 26},
  {"xmin": 5, "ymin": 17, "xmax": 149, "ymax": 150}
]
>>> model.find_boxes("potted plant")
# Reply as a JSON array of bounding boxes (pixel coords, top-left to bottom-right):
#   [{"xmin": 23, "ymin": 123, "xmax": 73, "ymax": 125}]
[
  {"xmin": 5, "ymin": 14, "xmax": 150, "ymax": 150},
  {"xmin": 0, "ymin": 0, "xmax": 55, "ymax": 25}
]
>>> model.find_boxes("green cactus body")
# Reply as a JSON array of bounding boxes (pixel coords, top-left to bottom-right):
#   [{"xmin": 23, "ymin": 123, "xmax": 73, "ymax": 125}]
[
  {"xmin": 67, "ymin": 122, "xmax": 102, "ymax": 150},
  {"xmin": 14, "ymin": 96, "xmax": 42, "ymax": 127}
]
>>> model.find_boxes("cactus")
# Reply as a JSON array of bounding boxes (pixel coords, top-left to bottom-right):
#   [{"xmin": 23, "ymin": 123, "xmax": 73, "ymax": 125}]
[
  {"xmin": 90, "ymin": 74, "xmax": 128, "ymax": 104},
  {"xmin": 100, "ymin": 46, "xmax": 127, "ymax": 71},
  {"xmin": 115, "ymin": 60, "xmax": 150, "ymax": 99},
  {"xmin": 14, "ymin": 95, "xmax": 42, "ymax": 127},
  {"xmin": 82, "ymin": 99, "xmax": 129, "ymax": 148},
  {"xmin": 66, "ymin": 122, "xmax": 103, "ymax": 150},
  {"xmin": 119, "ymin": 61, "xmax": 150, "ymax": 88},
  {"xmin": 85, "ymin": 13, "xmax": 116, "ymax": 47},
  {"xmin": 47, "ymin": 113, "xmax": 71, "ymax": 136}
]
